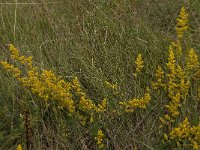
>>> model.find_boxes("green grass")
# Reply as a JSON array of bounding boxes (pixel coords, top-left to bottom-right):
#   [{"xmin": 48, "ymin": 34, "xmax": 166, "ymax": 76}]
[{"xmin": 0, "ymin": 0, "xmax": 200, "ymax": 149}]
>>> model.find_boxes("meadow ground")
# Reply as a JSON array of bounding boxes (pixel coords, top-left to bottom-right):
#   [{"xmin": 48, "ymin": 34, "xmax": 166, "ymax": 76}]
[{"xmin": 0, "ymin": 0, "xmax": 200, "ymax": 149}]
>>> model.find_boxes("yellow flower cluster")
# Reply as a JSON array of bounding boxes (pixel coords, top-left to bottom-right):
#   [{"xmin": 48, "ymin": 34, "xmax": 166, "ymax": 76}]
[
  {"xmin": 152, "ymin": 7, "xmax": 200, "ymax": 150},
  {"xmin": 72, "ymin": 77, "xmax": 107, "ymax": 113},
  {"xmin": 175, "ymin": 7, "xmax": 188, "ymax": 39},
  {"xmin": 9, "ymin": 44, "xmax": 33, "ymax": 67},
  {"xmin": 156, "ymin": 42, "xmax": 189, "ymax": 124},
  {"xmin": 42, "ymin": 70, "xmax": 74, "ymax": 111},
  {"xmin": 1, "ymin": 44, "xmax": 153, "ymax": 130},
  {"xmin": 169, "ymin": 7, "xmax": 188, "ymax": 57},
  {"xmin": 166, "ymin": 46, "xmax": 189, "ymax": 117},
  {"xmin": 172, "ymin": 41, "xmax": 183, "ymax": 57},
  {"xmin": 133, "ymin": 53, "xmax": 144, "ymax": 77},
  {"xmin": 19, "ymin": 68, "xmax": 49, "ymax": 100},
  {"xmin": 153, "ymin": 58, "xmax": 187, "ymax": 123},
  {"xmin": 168, "ymin": 117, "xmax": 200, "ymax": 150},
  {"xmin": 105, "ymin": 81, "xmax": 118, "ymax": 90},
  {"xmin": 16, "ymin": 144, "xmax": 22, "ymax": 150},
  {"xmin": 96, "ymin": 99, "xmax": 107, "ymax": 113},
  {"xmin": 1, "ymin": 44, "xmax": 75, "ymax": 113},
  {"xmin": 152, "ymin": 66, "xmax": 166, "ymax": 90},
  {"xmin": 166, "ymin": 45, "xmax": 176, "ymax": 76},
  {"xmin": 72, "ymin": 77, "xmax": 109, "ymax": 124},
  {"xmin": 72, "ymin": 77, "xmax": 94, "ymax": 112},
  {"xmin": 119, "ymin": 90, "xmax": 151, "ymax": 113},
  {"xmin": 186, "ymin": 48, "xmax": 199, "ymax": 70},
  {"xmin": 152, "ymin": 43, "xmax": 189, "ymax": 99},
  {"xmin": 95, "ymin": 129, "xmax": 105, "ymax": 149},
  {"xmin": 1, "ymin": 45, "xmax": 112, "ymax": 125},
  {"xmin": 0, "ymin": 61, "xmax": 21, "ymax": 77}
]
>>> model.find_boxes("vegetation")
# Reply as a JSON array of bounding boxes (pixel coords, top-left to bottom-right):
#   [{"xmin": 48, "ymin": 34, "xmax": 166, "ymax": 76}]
[{"xmin": 0, "ymin": 0, "xmax": 200, "ymax": 149}]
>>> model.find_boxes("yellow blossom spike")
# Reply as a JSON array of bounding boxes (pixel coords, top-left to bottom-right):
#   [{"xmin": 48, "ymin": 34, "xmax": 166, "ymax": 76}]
[
  {"xmin": 95, "ymin": 129, "xmax": 105, "ymax": 149},
  {"xmin": 187, "ymin": 48, "xmax": 199, "ymax": 70},
  {"xmin": 175, "ymin": 7, "xmax": 189, "ymax": 39},
  {"xmin": 133, "ymin": 53, "xmax": 144, "ymax": 77},
  {"xmin": 166, "ymin": 44, "xmax": 176, "ymax": 73},
  {"xmin": 169, "ymin": 117, "xmax": 200, "ymax": 150},
  {"xmin": 152, "ymin": 66, "xmax": 166, "ymax": 90}
]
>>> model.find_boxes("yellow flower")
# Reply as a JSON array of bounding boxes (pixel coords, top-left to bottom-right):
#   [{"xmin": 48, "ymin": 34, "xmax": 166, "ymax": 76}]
[
  {"xmin": 133, "ymin": 53, "xmax": 144, "ymax": 77},
  {"xmin": 105, "ymin": 81, "xmax": 118, "ymax": 90},
  {"xmin": 8, "ymin": 44, "xmax": 33, "ymax": 67},
  {"xmin": 164, "ymin": 114, "xmax": 171, "ymax": 121},
  {"xmin": 169, "ymin": 117, "xmax": 200, "ymax": 150},
  {"xmin": 72, "ymin": 76, "xmax": 101, "ymax": 113},
  {"xmin": 166, "ymin": 44, "xmax": 176, "ymax": 74},
  {"xmin": 95, "ymin": 129, "xmax": 105, "ymax": 149},
  {"xmin": 16, "ymin": 144, "xmax": 22, "ymax": 150},
  {"xmin": 79, "ymin": 97, "xmax": 95, "ymax": 111},
  {"xmin": 175, "ymin": 7, "xmax": 189, "ymax": 39},
  {"xmin": 152, "ymin": 66, "xmax": 166, "ymax": 90},
  {"xmin": 119, "ymin": 90, "xmax": 151, "ymax": 113},
  {"xmin": 164, "ymin": 133, "xmax": 169, "ymax": 141},
  {"xmin": 1, "ymin": 44, "xmax": 75, "ymax": 113},
  {"xmin": 0, "ymin": 61, "xmax": 21, "ymax": 77},
  {"xmin": 96, "ymin": 99, "xmax": 107, "ymax": 113},
  {"xmin": 164, "ymin": 43, "xmax": 189, "ymax": 121},
  {"xmin": 172, "ymin": 41, "xmax": 182, "ymax": 57},
  {"xmin": 187, "ymin": 48, "xmax": 199, "ymax": 70}
]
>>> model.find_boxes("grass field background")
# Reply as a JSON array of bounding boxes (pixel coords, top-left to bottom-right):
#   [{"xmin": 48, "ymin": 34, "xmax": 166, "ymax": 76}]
[{"xmin": 0, "ymin": 0, "xmax": 200, "ymax": 149}]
